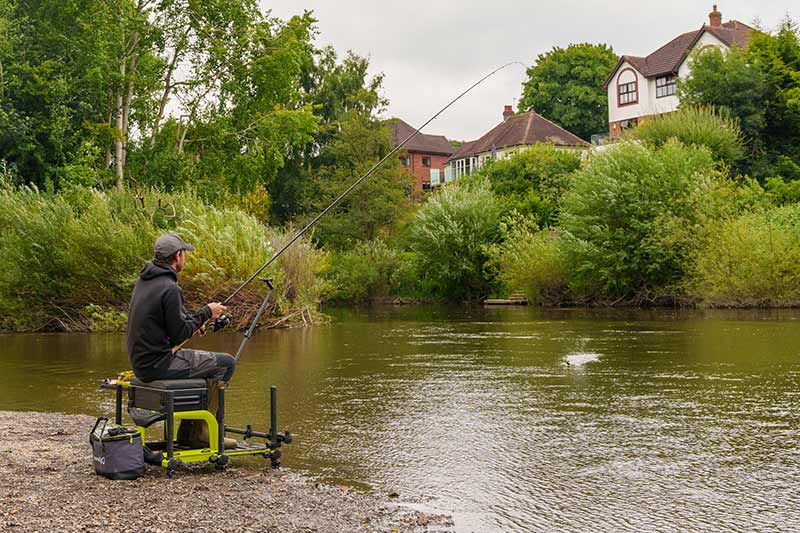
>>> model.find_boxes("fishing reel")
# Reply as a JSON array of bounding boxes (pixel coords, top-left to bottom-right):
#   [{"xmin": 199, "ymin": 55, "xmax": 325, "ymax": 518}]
[{"xmin": 212, "ymin": 314, "xmax": 232, "ymax": 331}]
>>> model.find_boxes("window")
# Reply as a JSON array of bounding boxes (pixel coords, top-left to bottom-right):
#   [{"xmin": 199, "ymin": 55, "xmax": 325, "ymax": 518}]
[
  {"xmin": 422, "ymin": 156, "xmax": 431, "ymax": 167},
  {"xmin": 618, "ymin": 80, "xmax": 638, "ymax": 105},
  {"xmin": 656, "ymin": 75, "xmax": 676, "ymax": 98},
  {"xmin": 399, "ymin": 156, "xmax": 410, "ymax": 167}
]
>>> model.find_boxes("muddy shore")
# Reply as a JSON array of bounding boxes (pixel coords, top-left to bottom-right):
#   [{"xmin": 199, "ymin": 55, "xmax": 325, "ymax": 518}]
[{"xmin": 0, "ymin": 411, "xmax": 453, "ymax": 532}]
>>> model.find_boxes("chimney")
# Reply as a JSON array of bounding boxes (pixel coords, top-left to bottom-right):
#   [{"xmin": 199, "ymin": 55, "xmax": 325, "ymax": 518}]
[
  {"xmin": 709, "ymin": 4, "xmax": 721, "ymax": 27},
  {"xmin": 503, "ymin": 105, "xmax": 514, "ymax": 122}
]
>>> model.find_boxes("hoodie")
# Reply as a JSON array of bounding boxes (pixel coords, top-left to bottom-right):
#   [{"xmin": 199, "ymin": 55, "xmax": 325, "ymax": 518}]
[{"xmin": 126, "ymin": 261, "xmax": 212, "ymax": 381}]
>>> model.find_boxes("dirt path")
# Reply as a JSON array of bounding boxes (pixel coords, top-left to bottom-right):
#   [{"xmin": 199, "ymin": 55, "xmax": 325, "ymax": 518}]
[{"xmin": 0, "ymin": 411, "xmax": 453, "ymax": 532}]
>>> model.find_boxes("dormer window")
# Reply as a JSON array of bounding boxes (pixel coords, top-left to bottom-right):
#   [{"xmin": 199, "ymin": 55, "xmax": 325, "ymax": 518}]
[
  {"xmin": 617, "ymin": 69, "xmax": 638, "ymax": 106},
  {"xmin": 656, "ymin": 75, "xmax": 676, "ymax": 98}
]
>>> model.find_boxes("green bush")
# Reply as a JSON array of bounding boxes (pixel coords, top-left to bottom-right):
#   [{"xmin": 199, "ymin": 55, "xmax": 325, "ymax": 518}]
[
  {"xmin": 323, "ymin": 239, "xmax": 414, "ymax": 303},
  {"xmin": 559, "ymin": 140, "xmax": 717, "ymax": 303},
  {"xmin": 688, "ymin": 204, "xmax": 800, "ymax": 306},
  {"xmin": 476, "ymin": 143, "xmax": 581, "ymax": 225},
  {"xmin": 486, "ymin": 222, "xmax": 569, "ymax": 305},
  {"xmin": 409, "ymin": 177, "xmax": 502, "ymax": 301},
  {"xmin": 633, "ymin": 106, "xmax": 745, "ymax": 165}
]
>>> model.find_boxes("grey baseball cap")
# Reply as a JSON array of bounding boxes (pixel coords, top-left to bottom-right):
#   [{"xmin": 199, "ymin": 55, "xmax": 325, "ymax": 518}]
[{"xmin": 154, "ymin": 233, "xmax": 195, "ymax": 260}]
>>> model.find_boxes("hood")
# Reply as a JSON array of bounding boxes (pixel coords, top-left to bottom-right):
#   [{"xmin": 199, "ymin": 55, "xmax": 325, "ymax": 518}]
[{"xmin": 139, "ymin": 261, "xmax": 177, "ymax": 281}]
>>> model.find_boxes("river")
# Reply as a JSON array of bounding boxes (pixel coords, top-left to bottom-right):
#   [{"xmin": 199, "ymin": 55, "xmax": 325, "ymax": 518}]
[{"xmin": 2, "ymin": 306, "xmax": 800, "ymax": 531}]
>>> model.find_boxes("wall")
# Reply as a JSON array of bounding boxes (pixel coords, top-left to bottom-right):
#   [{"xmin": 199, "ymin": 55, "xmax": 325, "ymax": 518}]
[{"xmin": 405, "ymin": 151, "xmax": 450, "ymax": 190}]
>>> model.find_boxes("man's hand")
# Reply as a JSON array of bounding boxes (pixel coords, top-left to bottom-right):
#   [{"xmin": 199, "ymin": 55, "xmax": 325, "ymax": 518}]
[{"xmin": 208, "ymin": 302, "xmax": 227, "ymax": 320}]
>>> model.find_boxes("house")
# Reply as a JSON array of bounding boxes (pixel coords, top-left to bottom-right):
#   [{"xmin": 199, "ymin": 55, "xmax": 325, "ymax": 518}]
[
  {"xmin": 603, "ymin": 5, "xmax": 754, "ymax": 137},
  {"xmin": 444, "ymin": 106, "xmax": 589, "ymax": 181},
  {"xmin": 386, "ymin": 118, "xmax": 454, "ymax": 191}
]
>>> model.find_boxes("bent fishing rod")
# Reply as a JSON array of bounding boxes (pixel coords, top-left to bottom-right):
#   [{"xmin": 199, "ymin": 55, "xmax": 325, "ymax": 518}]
[
  {"xmin": 221, "ymin": 61, "xmax": 525, "ymax": 311},
  {"xmin": 177, "ymin": 62, "xmax": 526, "ymax": 359}
]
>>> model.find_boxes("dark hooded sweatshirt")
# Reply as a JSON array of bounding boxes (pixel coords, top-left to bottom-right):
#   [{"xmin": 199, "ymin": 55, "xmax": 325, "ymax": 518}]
[{"xmin": 126, "ymin": 261, "xmax": 211, "ymax": 382}]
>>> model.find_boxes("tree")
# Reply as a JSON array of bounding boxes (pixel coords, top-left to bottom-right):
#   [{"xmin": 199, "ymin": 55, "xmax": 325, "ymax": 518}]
[
  {"xmin": 519, "ymin": 43, "xmax": 618, "ymax": 141},
  {"xmin": 309, "ymin": 111, "xmax": 411, "ymax": 249},
  {"xmin": 677, "ymin": 46, "xmax": 766, "ymax": 144}
]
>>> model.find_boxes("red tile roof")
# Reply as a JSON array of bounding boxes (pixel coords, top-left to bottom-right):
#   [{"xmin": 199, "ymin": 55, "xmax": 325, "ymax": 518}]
[
  {"xmin": 603, "ymin": 20, "xmax": 755, "ymax": 88},
  {"xmin": 386, "ymin": 118, "xmax": 454, "ymax": 156},
  {"xmin": 447, "ymin": 111, "xmax": 589, "ymax": 162}
]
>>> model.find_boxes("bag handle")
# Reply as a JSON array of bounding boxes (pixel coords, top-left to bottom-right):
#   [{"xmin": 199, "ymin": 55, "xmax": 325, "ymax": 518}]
[{"xmin": 90, "ymin": 417, "xmax": 108, "ymax": 445}]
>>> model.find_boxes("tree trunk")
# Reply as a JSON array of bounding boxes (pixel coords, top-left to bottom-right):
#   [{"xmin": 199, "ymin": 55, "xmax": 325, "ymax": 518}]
[
  {"xmin": 122, "ymin": 32, "xmax": 139, "ymax": 173},
  {"xmin": 150, "ymin": 44, "xmax": 183, "ymax": 148}
]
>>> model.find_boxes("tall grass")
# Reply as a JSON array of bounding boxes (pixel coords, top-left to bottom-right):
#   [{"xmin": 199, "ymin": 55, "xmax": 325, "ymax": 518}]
[{"xmin": 0, "ymin": 183, "xmax": 325, "ymax": 331}]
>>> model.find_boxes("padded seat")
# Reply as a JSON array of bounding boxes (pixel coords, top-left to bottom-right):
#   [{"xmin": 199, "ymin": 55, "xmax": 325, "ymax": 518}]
[{"xmin": 130, "ymin": 377, "xmax": 207, "ymax": 390}]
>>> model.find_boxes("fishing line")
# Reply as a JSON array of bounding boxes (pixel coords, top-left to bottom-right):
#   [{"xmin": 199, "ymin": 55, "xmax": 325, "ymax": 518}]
[{"xmin": 221, "ymin": 61, "xmax": 526, "ymax": 306}]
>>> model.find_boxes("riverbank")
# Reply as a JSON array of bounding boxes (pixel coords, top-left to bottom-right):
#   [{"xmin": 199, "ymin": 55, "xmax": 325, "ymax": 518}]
[{"xmin": 0, "ymin": 411, "xmax": 453, "ymax": 532}]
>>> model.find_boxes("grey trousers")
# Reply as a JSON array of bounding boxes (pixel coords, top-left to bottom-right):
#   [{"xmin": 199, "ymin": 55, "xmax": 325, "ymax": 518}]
[{"xmin": 162, "ymin": 349, "xmax": 236, "ymax": 382}]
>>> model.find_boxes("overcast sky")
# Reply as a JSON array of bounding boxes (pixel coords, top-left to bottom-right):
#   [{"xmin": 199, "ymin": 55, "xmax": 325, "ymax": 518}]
[{"xmin": 262, "ymin": 1, "xmax": 795, "ymax": 141}]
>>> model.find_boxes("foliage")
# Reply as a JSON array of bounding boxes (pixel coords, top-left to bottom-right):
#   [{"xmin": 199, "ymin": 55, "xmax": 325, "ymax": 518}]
[
  {"xmin": 519, "ymin": 43, "xmax": 618, "ymax": 141},
  {"xmin": 0, "ymin": 184, "xmax": 325, "ymax": 331},
  {"xmin": 678, "ymin": 46, "xmax": 767, "ymax": 142},
  {"xmin": 678, "ymin": 18, "xmax": 800, "ymax": 178},
  {"xmin": 633, "ymin": 106, "xmax": 744, "ymax": 165},
  {"xmin": 475, "ymin": 143, "xmax": 581, "ymax": 225},
  {"xmin": 323, "ymin": 239, "xmax": 415, "ymax": 303},
  {"xmin": 559, "ymin": 140, "xmax": 718, "ymax": 303},
  {"xmin": 486, "ymin": 221, "xmax": 569, "ymax": 305},
  {"xmin": 688, "ymin": 204, "xmax": 800, "ymax": 307},
  {"xmin": 309, "ymin": 112, "xmax": 412, "ymax": 249},
  {"xmin": 408, "ymin": 178, "xmax": 502, "ymax": 301}
]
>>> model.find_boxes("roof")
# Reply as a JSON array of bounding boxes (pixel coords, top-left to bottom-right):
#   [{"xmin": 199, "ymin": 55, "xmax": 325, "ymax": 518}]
[
  {"xmin": 447, "ymin": 111, "xmax": 589, "ymax": 162},
  {"xmin": 385, "ymin": 118, "xmax": 454, "ymax": 156},
  {"xmin": 603, "ymin": 20, "xmax": 755, "ymax": 88}
]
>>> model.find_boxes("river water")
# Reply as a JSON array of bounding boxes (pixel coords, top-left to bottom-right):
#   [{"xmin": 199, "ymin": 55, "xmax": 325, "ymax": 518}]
[{"xmin": 2, "ymin": 306, "xmax": 800, "ymax": 531}]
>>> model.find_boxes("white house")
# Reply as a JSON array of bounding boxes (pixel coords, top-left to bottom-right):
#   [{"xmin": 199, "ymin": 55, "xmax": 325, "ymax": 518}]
[
  {"xmin": 444, "ymin": 106, "xmax": 589, "ymax": 181},
  {"xmin": 603, "ymin": 5, "xmax": 754, "ymax": 137}
]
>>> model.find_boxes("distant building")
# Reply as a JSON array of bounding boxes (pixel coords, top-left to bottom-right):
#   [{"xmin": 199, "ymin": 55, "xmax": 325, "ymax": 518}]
[
  {"xmin": 386, "ymin": 118, "xmax": 454, "ymax": 191},
  {"xmin": 444, "ymin": 106, "xmax": 589, "ymax": 181},
  {"xmin": 603, "ymin": 5, "xmax": 755, "ymax": 137}
]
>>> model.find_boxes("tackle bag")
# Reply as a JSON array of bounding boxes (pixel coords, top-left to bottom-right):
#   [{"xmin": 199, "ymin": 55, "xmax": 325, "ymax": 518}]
[{"xmin": 89, "ymin": 417, "xmax": 144, "ymax": 480}]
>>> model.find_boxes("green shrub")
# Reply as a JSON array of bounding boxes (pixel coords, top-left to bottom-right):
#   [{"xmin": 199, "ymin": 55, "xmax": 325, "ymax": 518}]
[
  {"xmin": 688, "ymin": 204, "xmax": 800, "ymax": 306},
  {"xmin": 487, "ymin": 222, "xmax": 569, "ymax": 305},
  {"xmin": 476, "ymin": 143, "xmax": 581, "ymax": 225},
  {"xmin": 409, "ymin": 177, "xmax": 502, "ymax": 301},
  {"xmin": 559, "ymin": 140, "xmax": 717, "ymax": 303},
  {"xmin": 633, "ymin": 106, "xmax": 745, "ymax": 165},
  {"xmin": 324, "ymin": 239, "xmax": 413, "ymax": 303}
]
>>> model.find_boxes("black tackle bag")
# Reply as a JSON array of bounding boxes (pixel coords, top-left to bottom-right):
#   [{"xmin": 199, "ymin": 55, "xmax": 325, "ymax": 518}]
[{"xmin": 89, "ymin": 417, "xmax": 144, "ymax": 480}]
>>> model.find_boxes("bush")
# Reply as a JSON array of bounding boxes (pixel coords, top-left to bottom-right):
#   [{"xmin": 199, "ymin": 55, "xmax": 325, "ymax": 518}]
[
  {"xmin": 632, "ymin": 105, "xmax": 745, "ymax": 165},
  {"xmin": 323, "ymin": 239, "xmax": 414, "ymax": 303},
  {"xmin": 476, "ymin": 143, "xmax": 581, "ymax": 225},
  {"xmin": 688, "ymin": 204, "xmax": 800, "ymax": 306},
  {"xmin": 408, "ymin": 177, "xmax": 502, "ymax": 301},
  {"xmin": 559, "ymin": 140, "xmax": 718, "ymax": 303},
  {"xmin": 486, "ymin": 221, "xmax": 569, "ymax": 305}
]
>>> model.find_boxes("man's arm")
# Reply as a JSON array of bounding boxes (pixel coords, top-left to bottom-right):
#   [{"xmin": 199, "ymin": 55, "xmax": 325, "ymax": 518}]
[{"xmin": 163, "ymin": 286, "xmax": 212, "ymax": 347}]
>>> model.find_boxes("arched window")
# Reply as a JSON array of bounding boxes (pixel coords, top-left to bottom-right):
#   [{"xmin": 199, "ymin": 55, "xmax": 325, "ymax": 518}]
[{"xmin": 617, "ymin": 68, "xmax": 638, "ymax": 106}]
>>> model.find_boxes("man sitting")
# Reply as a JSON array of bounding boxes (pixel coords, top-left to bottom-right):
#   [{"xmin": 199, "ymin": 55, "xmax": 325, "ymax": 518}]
[{"xmin": 126, "ymin": 233, "xmax": 235, "ymax": 449}]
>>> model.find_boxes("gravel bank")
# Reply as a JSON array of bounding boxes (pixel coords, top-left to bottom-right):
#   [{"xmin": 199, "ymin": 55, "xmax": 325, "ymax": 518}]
[{"xmin": 0, "ymin": 411, "xmax": 453, "ymax": 532}]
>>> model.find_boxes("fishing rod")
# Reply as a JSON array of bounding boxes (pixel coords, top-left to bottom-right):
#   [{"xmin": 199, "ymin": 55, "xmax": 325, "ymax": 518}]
[{"xmin": 216, "ymin": 61, "xmax": 525, "ymax": 320}]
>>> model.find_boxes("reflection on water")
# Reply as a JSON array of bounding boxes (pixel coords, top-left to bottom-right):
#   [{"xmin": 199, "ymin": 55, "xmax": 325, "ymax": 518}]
[{"xmin": 2, "ymin": 306, "xmax": 800, "ymax": 531}]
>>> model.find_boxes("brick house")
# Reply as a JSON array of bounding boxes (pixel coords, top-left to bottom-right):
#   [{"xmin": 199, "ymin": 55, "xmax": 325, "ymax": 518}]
[
  {"xmin": 603, "ymin": 5, "xmax": 754, "ymax": 137},
  {"xmin": 444, "ymin": 106, "xmax": 589, "ymax": 180},
  {"xmin": 386, "ymin": 118, "xmax": 454, "ymax": 191}
]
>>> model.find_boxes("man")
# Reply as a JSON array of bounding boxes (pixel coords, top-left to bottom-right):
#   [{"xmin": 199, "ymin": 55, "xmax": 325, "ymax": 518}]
[{"xmin": 127, "ymin": 233, "xmax": 234, "ymax": 384}]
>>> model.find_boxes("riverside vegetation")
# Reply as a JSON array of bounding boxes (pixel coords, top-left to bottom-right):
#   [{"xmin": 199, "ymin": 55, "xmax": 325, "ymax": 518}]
[{"xmin": 1, "ymin": 4, "xmax": 800, "ymax": 331}]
